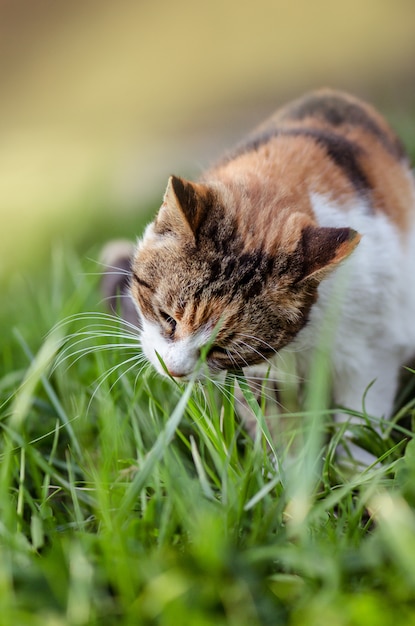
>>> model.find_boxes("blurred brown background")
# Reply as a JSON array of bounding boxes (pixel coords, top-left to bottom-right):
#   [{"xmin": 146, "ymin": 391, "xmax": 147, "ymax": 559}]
[{"xmin": 1, "ymin": 0, "xmax": 414, "ymax": 276}]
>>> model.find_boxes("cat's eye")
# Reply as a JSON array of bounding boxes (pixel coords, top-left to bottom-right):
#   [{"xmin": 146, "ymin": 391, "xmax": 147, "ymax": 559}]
[{"xmin": 159, "ymin": 309, "xmax": 177, "ymax": 334}]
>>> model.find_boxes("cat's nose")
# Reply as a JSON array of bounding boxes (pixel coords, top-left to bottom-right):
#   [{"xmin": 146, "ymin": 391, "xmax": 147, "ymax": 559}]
[{"xmin": 167, "ymin": 367, "xmax": 188, "ymax": 379}]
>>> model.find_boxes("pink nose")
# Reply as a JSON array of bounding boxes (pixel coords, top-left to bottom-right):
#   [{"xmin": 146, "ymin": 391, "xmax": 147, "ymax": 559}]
[{"xmin": 167, "ymin": 368, "xmax": 187, "ymax": 379}]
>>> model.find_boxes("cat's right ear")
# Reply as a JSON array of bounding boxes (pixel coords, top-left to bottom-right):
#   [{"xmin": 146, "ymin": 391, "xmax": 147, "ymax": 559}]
[
  {"xmin": 155, "ymin": 175, "xmax": 209, "ymax": 239},
  {"xmin": 299, "ymin": 225, "xmax": 361, "ymax": 282}
]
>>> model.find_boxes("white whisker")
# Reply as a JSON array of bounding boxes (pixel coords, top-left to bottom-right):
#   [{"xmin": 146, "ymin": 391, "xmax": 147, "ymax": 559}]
[
  {"xmin": 87, "ymin": 257, "xmax": 132, "ymax": 276},
  {"xmin": 87, "ymin": 354, "xmax": 145, "ymax": 409},
  {"xmin": 83, "ymin": 270, "xmax": 131, "ymax": 278},
  {"xmin": 238, "ymin": 332, "xmax": 277, "ymax": 356},
  {"xmin": 54, "ymin": 344, "xmax": 144, "ymax": 373},
  {"xmin": 232, "ymin": 338, "xmax": 275, "ymax": 370},
  {"xmin": 51, "ymin": 311, "xmax": 141, "ymax": 336},
  {"xmin": 53, "ymin": 329, "xmax": 141, "ymax": 366}
]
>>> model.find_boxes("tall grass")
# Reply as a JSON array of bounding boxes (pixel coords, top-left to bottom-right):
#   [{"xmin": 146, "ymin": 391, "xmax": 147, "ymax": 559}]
[{"xmin": 1, "ymin": 241, "xmax": 415, "ymax": 626}]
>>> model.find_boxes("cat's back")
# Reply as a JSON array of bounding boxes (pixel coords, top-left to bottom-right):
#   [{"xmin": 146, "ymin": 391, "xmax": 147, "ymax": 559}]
[
  {"xmin": 266, "ymin": 88, "xmax": 404, "ymax": 161},
  {"xmin": 209, "ymin": 89, "xmax": 415, "ymax": 234}
]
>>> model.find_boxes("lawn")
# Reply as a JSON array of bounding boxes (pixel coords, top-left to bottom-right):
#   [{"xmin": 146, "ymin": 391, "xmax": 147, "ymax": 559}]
[{"xmin": 2, "ymin": 137, "xmax": 415, "ymax": 625}]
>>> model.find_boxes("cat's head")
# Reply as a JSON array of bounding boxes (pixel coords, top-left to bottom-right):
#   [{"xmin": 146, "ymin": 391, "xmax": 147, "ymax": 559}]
[{"xmin": 130, "ymin": 175, "xmax": 360, "ymax": 380}]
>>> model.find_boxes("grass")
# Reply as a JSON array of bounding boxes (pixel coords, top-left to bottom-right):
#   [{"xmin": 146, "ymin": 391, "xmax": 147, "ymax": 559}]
[{"xmin": 2, "ymin": 196, "xmax": 415, "ymax": 624}]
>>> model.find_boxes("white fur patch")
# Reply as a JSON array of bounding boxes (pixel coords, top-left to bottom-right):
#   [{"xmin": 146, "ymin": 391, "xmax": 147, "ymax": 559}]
[
  {"xmin": 140, "ymin": 318, "xmax": 211, "ymax": 379},
  {"xmin": 295, "ymin": 192, "xmax": 415, "ymax": 419}
]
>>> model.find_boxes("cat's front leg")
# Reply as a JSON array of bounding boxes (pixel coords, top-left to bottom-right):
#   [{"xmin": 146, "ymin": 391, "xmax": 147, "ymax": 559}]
[
  {"xmin": 235, "ymin": 356, "xmax": 303, "ymax": 461},
  {"xmin": 332, "ymin": 354, "xmax": 401, "ymax": 467}
]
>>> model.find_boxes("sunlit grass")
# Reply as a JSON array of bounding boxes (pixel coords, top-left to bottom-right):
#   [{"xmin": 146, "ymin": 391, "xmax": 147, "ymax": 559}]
[{"xmin": 1, "ymin": 244, "xmax": 415, "ymax": 625}]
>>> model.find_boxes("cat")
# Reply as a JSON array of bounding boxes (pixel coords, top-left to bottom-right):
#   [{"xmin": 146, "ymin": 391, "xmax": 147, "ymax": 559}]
[{"xmin": 102, "ymin": 89, "xmax": 415, "ymax": 464}]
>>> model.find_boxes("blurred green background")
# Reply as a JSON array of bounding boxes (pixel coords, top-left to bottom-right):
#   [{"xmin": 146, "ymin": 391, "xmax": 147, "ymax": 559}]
[{"xmin": 1, "ymin": 0, "xmax": 415, "ymax": 278}]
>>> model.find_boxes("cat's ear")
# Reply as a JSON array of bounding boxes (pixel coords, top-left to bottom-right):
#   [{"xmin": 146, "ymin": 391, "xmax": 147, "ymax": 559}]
[
  {"xmin": 155, "ymin": 175, "xmax": 209, "ymax": 238},
  {"xmin": 300, "ymin": 226, "xmax": 361, "ymax": 282}
]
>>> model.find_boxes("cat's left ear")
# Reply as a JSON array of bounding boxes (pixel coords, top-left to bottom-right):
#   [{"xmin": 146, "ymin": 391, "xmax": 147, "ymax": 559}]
[
  {"xmin": 300, "ymin": 226, "xmax": 361, "ymax": 282},
  {"xmin": 155, "ymin": 175, "xmax": 210, "ymax": 238}
]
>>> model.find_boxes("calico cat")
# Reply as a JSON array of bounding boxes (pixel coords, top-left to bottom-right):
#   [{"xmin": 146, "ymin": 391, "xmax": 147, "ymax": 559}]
[{"xmin": 104, "ymin": 89, "xmax": 415, "ymax": 461}]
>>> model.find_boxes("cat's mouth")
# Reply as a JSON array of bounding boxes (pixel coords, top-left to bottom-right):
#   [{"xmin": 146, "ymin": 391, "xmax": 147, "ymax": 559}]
[
  {"xmin": 158, "ymin": 348, "xmax": 260, "ymax": 381},
  {"xmin": 163, "ymin": 361, "xmax": 243, "ymax": 385},
  {"xmin": 159, "ymin": 358, "xmax": 232, "ymax": 383}
]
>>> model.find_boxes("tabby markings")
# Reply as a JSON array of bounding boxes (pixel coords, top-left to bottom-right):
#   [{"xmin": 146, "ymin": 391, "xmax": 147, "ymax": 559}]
[
  {"xmin": 132, "ymin": 273, "xmax": 152, "ymax": 290},
  {"xmin": 283, "ymin": 92, "xmax": 405, "ymax": 159},
  {"xmin": 231, "ymin": 127, "xmax": 371, "ymax": 194}
]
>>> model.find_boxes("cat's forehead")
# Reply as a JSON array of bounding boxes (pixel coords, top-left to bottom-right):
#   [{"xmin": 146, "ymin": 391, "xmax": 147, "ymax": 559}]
[
  {"xmin": 131, "ymin": 234, "xmax": 208, "ymax": 310},
  {"xmin": 133, "ymin": 228, "xmax": 202, "ymax": 278},
  {"xmin": 134, "ymin": 219, "xmax": 277, "ymax": 299}
]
